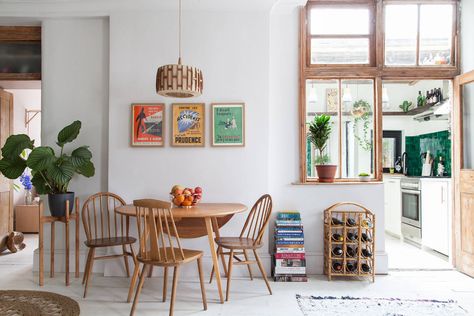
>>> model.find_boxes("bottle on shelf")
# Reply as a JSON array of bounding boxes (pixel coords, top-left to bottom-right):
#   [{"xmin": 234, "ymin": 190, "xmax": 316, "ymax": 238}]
[
  {"xmin": 437, "ymin": 156, "xmax": 446, "ymax": 177},
  {"xmin": 331, "ymin": 217, "xmax": 343, "ymax": 226},
  {"xmin": 331, "ymin": 233, "xmax": 343, "ymax": 242},
  {"xmin": 346, "ymin": 262, "xmax": 357, "ymax": 273},
  {"xmin": 426, "ymin": 90, "xmax": 431, "ymax": 106},
  {"xmin": 361, "ymin": 263, "xmax": 371, "ymax": 273},
  {"xmin": 332, "ymin": 247, "xmax": 343, "ymax": 257},
  {"xmin": 361, "ymin": 232, "xmax": 372, "ymax": 242},
  {"xmin": 346, "ymin": 218, "xmax": 357, "ymax": 227},
  {"xmin": 346, "ymin": 232, "xmax": 358, "ymax": 242},
  {"xmin": 417, "ymin": 91, "xmax": 424, "ymax": 107},
  {"xmin": 332, "ymin": 261, "xmax": 343, "ymax": 272},
  {"xmin": 438, "ymin": 88, "xmax": 443, "ymax": 102},
  {"xmin": 346, "ymin": 246, "xmax": 357, "ymax": 258},
  {"xmin": 361, "ymin": 248, "xmax": 372, "ymax": 258},
  {"xmin": 361, "ymin": 218, "xmax": 373, "ymax": 228},
  {"xmin": 433, "ymin": 88, "xmax": 438, "ymax": 104}
]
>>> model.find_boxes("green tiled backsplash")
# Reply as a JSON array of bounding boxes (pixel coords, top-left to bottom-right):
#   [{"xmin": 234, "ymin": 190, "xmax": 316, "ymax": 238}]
[{"xmin": 405, "ymin": 130, "xmax": 451, "ymax": 176}]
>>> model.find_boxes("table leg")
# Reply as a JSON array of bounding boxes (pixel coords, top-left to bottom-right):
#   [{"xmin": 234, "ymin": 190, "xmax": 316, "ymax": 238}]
[
  {"xmin": 39, "ymin": 217, "xmax": 44, "ymax": 286},
  {"xmin": 65, "ymin": 218, "xmax": 70, "ymax": 286},
  {"xmin": 204, "ymin": 217, "xmax": 224, "ymax": 304},
  {"xmin": 50, "ymin": 222, "xmax": 55, "ymax": 278}
]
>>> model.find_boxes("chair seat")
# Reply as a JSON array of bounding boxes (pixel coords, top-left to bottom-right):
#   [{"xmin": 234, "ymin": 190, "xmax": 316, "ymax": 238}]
[
  {"xmin": 85, "ymin": 236, "xmax": 136, "ymax": 248},
  {"xmin": 215, "ymin": 237, "xmax": 262, "ymax": 250},
  {"xmin": 137, "ymin": 247, "xmax": 203, "ymax": 266}
]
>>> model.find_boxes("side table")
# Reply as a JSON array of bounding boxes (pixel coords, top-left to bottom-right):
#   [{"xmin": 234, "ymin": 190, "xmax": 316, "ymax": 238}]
[{"xmin": 38, "ymin": 198, "xmax": 80, "ymax": 286}]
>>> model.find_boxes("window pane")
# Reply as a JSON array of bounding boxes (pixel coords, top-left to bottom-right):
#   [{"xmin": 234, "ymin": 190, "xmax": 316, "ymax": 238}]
[
  {"xmin": 385, "ymin": 5, "xmax": 418, "ymax": 66},
  {"xmin": 306, "ymin": 79, "xmax": 340, "ymax": 179},
  {"xmin": 341, "ymin": 79, "xmax": 374, "ymax": 178},
  {"xmin": 419, "ymin": 5, "xmax": 453, "ymax": 66},
  {"xmin": 311, "ymin": 38, "xmax": 369, "ymax": 64},
  {"xmin": 310, "ymin": 8, "xmax": 369, "ymax": 35}
]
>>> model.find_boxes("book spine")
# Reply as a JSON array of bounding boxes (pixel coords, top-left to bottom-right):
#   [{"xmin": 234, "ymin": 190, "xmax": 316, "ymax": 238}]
[
  {"xmin": 274, "ymin": 253, "xmax": 306, "ymax": 259},
  {"xmin": 274, "ymin": 267, "xmax": 306, "ymax": 274},
  {"xmin": 275, "ymin": 230, "xmax": 304, "ymax": 234},
  {"xmin": 276, "ymin": 220, "xmax": 302, "ymax": 225},
  {"xmin": 274, "ymin": 259, "xmax": 306, "ymax": 268},
  {"xmin": 275, "ymin": 241, "xmax": 304, "ymax": 245},
  {"xmin": 276, "ymin": 247, "xmax": 305, "ymax": 253},
  {"xmin": 273, "ymin": 275, "xmax": 308, "ymax": 282},
  {"xmin": 277, "ymin": 215, "xmax": 301, "ymax": 220},
  {"xmin": 275, "ymin": 237, "xmax": 304, "ymax": 242},
  {"xmin": 274, "ymin": 233, "xmax": 305, "ymax": 237}
]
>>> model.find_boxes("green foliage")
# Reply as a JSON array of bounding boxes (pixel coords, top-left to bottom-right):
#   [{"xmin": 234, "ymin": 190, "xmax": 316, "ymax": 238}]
[
  {"xmin": 0, "ymin": 121, "xmax": 95, "ymax": 194},
  {"xmin": 399, "ymin": 100, "xmax": 413, "ymax": 113},
  {"xmin": 308, "ymin": 115, "xmax": 332, "ymax": 165},
  {"xmin": 358, "ymin": 172, "xmax": 370, "ymax": 177},
  {"xmin": 352, "ymin": 100, "xmax": 372, "ymax": 152}
]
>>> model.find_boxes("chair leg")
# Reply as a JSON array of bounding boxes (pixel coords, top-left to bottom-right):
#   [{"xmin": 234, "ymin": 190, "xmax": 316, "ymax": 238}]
[
  {"xmin": 83, "ymin": 248, "xmax": 96, "ymax": 298},
  {"xmin": 130, "ymin": 264, "xmax": 148, "ymax": 316},
  {"xmin": 243, "ymin": 249, "xmax": 254, "ymax": 280},
  {"xmin": 127, "ymin": 262, "xmax": 141, "ymax": 303},
  {"xmin": 169, "ymin": 266, "xmax": 179, "ymax": 316},
  {"xmin": 253, "ymin": 249, "xmax": 272, "ymax": 295},
  {"xmin": 148, "ymin": 266, "xmax": 154, "ymax": 278},
  {"xmin": 163, "ymin": 267, "xmax": 168, "ymax": 302},
  {"xmin": 82, "ymin": 247, "xmax": 93, "ymax": 284},
  {"xmin": 210, "ymin": 246, "xmax": 228, "ymax": 283},
  {"xmin": 197, "ymin": 257, "xmax": 207, "ymax": 310},
  {"xmin": 226, "ymin": 249, "xmax": 234, "ymax": 301},
  {"xmin": 122, "ymin": 245, "xmax": 130, "ymax": 278}
]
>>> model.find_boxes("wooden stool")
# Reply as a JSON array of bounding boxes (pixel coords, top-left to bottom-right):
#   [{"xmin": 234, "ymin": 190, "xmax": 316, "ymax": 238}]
[{"xmin": 38, "ymin": 198, "xmax": 80, "ymax": 286}]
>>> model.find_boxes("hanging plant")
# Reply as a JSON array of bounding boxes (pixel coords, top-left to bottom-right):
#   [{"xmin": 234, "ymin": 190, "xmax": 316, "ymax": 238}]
[{"xmin": 351, "ymin": 100, "xmax": 372, "ymax": 151}]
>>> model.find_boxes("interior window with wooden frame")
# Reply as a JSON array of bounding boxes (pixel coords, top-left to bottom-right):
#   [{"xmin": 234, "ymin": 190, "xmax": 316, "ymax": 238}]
[
  {"xmin": 384, "ymin": 1, "xmax": 458, "ymax": 68},
  {"xmin": 306, "ymin": 1, "xmax": 376, "ymax": 66}
]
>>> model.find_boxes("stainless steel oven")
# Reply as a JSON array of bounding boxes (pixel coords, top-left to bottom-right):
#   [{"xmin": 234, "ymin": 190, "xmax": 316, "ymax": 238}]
[{"xmin": 401, "ymin": 178, "xmax": 422, "ymax": 244}]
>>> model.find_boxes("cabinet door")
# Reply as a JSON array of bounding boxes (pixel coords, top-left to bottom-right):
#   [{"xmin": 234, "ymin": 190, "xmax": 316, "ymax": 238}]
[
  {"xmin": 421, "ymin": 181, "xmax": 449, "ymax": 255},
  {"xmin": 384, "ymin": 179, "xmax": 401, "ymax": 236}
]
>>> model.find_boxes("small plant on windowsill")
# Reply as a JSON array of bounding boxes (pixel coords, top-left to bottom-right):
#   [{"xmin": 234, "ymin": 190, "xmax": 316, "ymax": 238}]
[
  {"xmin": 308, "ymin": 114, "xmax": 337, "ymax": 183},
  {"xmin": 358, "ymin": 172, "xmax": 371, "ymax": 182}
]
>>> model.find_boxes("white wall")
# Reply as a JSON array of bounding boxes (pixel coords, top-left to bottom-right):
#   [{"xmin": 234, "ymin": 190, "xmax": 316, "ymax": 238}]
[
  {"xmin": 6, "ymin": 89, "xmax": 41, "ymax": 207},
  {"xmin": 1, "ymin": 0, "xmax": 389, "ymax": 276}
]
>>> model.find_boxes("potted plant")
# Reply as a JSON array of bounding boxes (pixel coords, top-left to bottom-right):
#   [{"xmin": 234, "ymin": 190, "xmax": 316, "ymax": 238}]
[
  {"xmin": 399, "ymin": 100, "xmax": 412, "ymax": 113},
  {"xmin": 308, "ymin": 114, "xmax": 337, "ymax": 183},
  {"xmin": 358, "ymin": 172, "xmax": 371, "ymax": 182},
  {"xmin": 352, "ymin": 100, "xmax": 372, "ymax": 151},
  {"xmin": 0, "ymin": 121, "xmax": 95, "ymax": 216}
]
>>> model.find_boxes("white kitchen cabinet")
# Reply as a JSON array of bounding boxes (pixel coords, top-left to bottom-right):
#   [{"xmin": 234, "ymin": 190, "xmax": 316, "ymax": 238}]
[
  {"xmin": 421, "ymin": 179, "xmax": 450, "ymax": 255},
  {"xmin": 384, "ymin": 176, "xmax": 402, "ymax": 237}
]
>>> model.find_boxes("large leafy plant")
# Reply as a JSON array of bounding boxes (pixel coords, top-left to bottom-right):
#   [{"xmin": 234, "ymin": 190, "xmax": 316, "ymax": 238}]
[
  {"xmin": 308, "ymin": 114, "xmax": 332, "ymax": 165},
  {"xmin": 0, "ymin": 121, "xmax": 95, "ymax": 194}
]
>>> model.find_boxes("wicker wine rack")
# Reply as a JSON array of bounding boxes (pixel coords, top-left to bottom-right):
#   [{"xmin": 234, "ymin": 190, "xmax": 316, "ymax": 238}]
[{"xmin": 324, "ymin": 202, "xmax": 375, "ymax": 282}]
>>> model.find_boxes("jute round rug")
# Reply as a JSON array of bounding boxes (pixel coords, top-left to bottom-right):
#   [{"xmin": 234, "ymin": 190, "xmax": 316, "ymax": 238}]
[{"xmin": 0, "ymin": 290, "xmax": 80, "ymax": 316}]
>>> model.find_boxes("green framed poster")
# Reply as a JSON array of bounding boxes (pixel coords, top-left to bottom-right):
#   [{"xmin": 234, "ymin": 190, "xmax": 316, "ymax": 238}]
[{"xmin": 211, "ymin": 103, "xmax": 245, "ymax": 146}]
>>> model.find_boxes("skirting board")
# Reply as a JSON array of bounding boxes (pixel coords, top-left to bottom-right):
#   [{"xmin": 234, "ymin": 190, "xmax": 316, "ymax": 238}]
[{"xmin": 33, "ymin": 249, "xmax": 388, "ymax": 277}]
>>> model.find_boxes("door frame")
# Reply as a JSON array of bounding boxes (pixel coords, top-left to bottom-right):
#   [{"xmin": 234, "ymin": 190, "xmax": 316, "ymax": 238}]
[{"xmin": 452, "ymin": 69, "xmax": 474, "ymax": 273}]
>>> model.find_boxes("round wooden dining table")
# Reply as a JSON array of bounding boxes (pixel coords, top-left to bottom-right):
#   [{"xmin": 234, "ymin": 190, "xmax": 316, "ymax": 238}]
[{"xmin": 115, "ymin": 203, "xmax": 247, "ymax": 304}]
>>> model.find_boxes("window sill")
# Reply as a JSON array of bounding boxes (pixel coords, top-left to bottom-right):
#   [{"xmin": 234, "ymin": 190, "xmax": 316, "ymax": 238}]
[{"xmin": 292, "ymin": 180, "xmax": 383, "ymax": 185}]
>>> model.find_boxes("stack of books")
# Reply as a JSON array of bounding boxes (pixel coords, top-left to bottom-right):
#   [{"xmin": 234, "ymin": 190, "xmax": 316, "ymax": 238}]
[{"xmin": 272, "ymin": 211, "xmax": 307, "ymax": 282}]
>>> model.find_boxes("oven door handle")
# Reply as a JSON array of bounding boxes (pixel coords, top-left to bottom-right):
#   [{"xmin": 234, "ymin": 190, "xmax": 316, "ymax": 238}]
[{"xmin": 401, "ymin": 189, "xmax": 420, "ymax": 195}]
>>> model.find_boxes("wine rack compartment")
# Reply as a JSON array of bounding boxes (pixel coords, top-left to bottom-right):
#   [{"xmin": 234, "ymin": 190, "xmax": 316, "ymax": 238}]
[{"xmin": 324, "ymin": 202, "xmax": 375, "ymax": 282}]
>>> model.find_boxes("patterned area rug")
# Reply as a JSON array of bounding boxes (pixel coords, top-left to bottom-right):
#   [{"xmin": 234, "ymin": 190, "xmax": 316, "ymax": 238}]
[
  {"xmin": 0, "ymin": 290, "xmax": 80, "ymax": 316},
  {"xmin": 296, "ymin": 295, "xmax": 468, "ymax": 316}
]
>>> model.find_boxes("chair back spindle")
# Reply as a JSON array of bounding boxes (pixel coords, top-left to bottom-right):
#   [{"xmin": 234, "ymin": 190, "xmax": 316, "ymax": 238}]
[
  {"xmin": 239, "ymin": 194, "xmax": 273, "ymax": 244},
  {"xmin": 81, "ymin": 192, "xmax": 127, "ymax": 242},
  {"xmin": 134, "ymin": 199, "xmax": 185, "ymax": 264}
]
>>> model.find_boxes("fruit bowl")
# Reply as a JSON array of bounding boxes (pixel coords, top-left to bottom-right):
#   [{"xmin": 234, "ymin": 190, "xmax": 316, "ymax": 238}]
[{"xmin": 170, "ymin": 185, "xmax": 202, "ymax": 208}]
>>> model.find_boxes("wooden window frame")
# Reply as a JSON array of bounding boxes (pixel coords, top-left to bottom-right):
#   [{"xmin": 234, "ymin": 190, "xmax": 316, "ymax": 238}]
[
  {"xmin": 383, "ymin": 0, "xmax": 459, "ymax": 69},
  {"xmin": 306, "ymin": 0, "xmax": 376, "ymax": 67},
  {"xmin": 299, "ymin": 0, "xmax": 460, "ymax": 184}
]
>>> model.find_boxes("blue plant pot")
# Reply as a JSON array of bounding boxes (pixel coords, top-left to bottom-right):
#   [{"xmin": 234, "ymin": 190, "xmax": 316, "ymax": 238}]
[{"xmin": 48, "ymin": 192, "xmax": 75, "ymax": 217}]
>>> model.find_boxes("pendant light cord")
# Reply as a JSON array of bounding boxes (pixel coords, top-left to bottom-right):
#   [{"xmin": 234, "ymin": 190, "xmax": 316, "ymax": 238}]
[{"xmin": 178, "ymin": 0, "xmax": 182, "ymax": 64}]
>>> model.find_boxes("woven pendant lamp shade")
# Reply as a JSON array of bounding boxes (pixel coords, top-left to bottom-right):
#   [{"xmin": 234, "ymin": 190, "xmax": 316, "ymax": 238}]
[{"xmin": 156, "ymin": 61, "xmax": 203, "ymax": 98}]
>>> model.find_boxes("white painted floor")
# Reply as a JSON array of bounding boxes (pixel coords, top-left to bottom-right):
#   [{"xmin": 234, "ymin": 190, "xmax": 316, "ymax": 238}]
[
  {"xmin": 385, "ymin": 234, "xmax": 453, "ymax": 270},
  {"xmin": 1, "ymin": 234, "xmax": 474, "ymax": 316}
]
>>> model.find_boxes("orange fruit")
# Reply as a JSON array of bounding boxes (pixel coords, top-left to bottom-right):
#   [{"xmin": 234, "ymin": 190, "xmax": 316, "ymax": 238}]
[
  {"xmin": 185, "ymin": 195, "xmax": 194, "ymax": 202},
  {"xmin": 181, "ymin": 200, "xmax": 192, "ymax": 207},
  {"xmin": 175, "ymin": 194, "xmax": 185, "ymax": 204}
]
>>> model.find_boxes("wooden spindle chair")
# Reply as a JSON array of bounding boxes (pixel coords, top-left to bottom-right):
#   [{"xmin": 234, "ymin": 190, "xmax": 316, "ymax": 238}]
[
  {"xmin": 129, "ymin": 199, "xmax": 207, "ymax": 316},
  {"xmin": 81, "ymin": 192, "xmax": 137, "ymax": 298},
  {"xmin": 210, "ymin": 194, "xmax": 273, "ymax": 301}
]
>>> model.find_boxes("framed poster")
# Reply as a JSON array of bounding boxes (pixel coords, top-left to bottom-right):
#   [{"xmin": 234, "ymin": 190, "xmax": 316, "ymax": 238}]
[
  {"xmin": 171, "ymin": 103, "xmax": 205, "ymax": 147},
  {"xmin": 211, "ymin": 103, "xmax": 245, "ymax": 147},
  {"xmin": 131, "ymin": 103, "xmax": 165, "ymax": 146}
]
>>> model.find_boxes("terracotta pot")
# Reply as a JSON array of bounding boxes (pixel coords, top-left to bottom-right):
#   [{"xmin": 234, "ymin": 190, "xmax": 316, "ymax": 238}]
[{"xmin": 316, "ymin": 165, "xmax": 337, "ymax": 183}]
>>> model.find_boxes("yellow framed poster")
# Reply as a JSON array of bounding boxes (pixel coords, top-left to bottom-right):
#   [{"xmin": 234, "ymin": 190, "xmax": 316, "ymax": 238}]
[{"xmin": 171, "ymin": 103, "xmax": 205, "ymax": 147}]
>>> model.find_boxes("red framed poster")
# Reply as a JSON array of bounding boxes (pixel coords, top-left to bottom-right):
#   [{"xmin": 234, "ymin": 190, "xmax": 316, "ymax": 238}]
[{"xmin": 131, "ymin": 103, "xmax": 165, "ymax": 146}]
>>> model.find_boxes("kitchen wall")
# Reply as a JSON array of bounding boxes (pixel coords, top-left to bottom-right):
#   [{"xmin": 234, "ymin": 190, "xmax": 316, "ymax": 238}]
[{"xmin": 0, "ymin": 0, "xmax": 389, "ymax": 276}]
